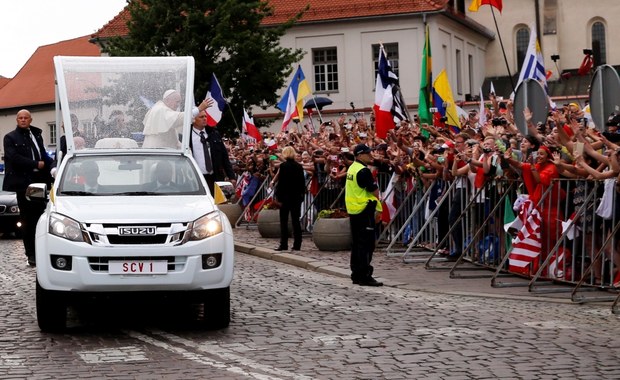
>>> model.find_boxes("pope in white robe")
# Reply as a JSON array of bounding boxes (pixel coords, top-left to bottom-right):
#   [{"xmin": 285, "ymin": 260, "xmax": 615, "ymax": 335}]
[{"xmin": 142, "ymin": 89, "xmax": 212, "ymax": 148}]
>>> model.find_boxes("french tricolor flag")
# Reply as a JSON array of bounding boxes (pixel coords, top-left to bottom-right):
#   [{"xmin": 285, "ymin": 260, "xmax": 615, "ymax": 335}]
[
  {"xmin": 243, "ymin": 109, "xmax": 262, "ymax": 142},
  {"xmin": 206, "ymin": 73, "xmax": 226, "ymax": 127}
]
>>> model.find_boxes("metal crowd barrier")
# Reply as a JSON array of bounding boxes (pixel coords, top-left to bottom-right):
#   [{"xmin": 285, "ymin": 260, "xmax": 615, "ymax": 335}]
[{"xmin": 378, "ymin": 174, "xmax": 620, "ymax": 310}]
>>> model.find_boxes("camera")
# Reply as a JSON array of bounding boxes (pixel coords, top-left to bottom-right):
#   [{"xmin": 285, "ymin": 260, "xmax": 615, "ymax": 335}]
[
  {"xmin": 466, "ymin": 139, "xmax": 479, "ymax": 147},
  {"xmin": 492, "ymin": 118, "xmax": 507, "ymax": 126},
  {"xmin": 482, "ymin": 147, "xmax": 493, "ymax": 154},
  {"xmin": 439, "ymin": 116, "xmax": 448, "ymax": 123}
]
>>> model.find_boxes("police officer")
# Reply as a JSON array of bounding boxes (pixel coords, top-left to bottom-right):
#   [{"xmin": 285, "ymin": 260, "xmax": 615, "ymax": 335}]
[{"xmin": 345, "ymin": 143, "xmax": 383, "ymax": 286}]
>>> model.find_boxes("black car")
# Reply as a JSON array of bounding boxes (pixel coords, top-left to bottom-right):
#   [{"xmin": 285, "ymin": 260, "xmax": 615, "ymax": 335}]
[{"xmin": 0, "ymin": 173, "xmax": 21, "ymax": 237}]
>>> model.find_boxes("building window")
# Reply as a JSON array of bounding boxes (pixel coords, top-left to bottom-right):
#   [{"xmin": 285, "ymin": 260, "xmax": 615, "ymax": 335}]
[
  {"xmin": 543, "ymin": 0, "xmax": 557, "ymax": 35},
  {"xmin": 516, "ymin": 27, "xmax": 530, "ymax": 72},
  {"xmin": 48, "ymin": 123, "xmax": 57, "ymax": 146},
  {"xmin": 448, "ymin": 0, "xmax": 466, "ymax": 14},
  {"xmin": 312, "ymin": 47, "xmax": 338, "ymax": 93},
  {"xmin": 592, "ymin": 21, "xmax": 606, "ymax": 65},
  {"xmin": 372, "ymin": 43, "xmax": 399, "ymax": 78},
  {"xmin": 456, "ymin": 49, "xmax": 463, "ymax": 95}
]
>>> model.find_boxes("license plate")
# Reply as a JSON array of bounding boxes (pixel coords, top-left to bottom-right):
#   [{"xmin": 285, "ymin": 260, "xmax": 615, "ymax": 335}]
[{"xmin": 109, "ymin": 260, "xmax": 168, "ymax": 274}]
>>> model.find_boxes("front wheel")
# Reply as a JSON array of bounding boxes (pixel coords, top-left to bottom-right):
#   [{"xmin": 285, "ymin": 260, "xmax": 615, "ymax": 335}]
[
  {"xmin": 36, "ymin": 280, "xmax": 67, "ymax": 333},
  {"xmin": 203, "ymin": 287, "xmax": 230, "ymax": 329}
]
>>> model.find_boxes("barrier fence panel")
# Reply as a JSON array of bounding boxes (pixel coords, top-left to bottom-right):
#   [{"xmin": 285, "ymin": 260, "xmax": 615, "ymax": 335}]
[
  {"xmin": 235, "ymin": 175, "xmax": 273, "ymax": 228},
  {"xmin": 300, "ymin": 167, "xmax": 345, "ymax": 233},
  {"xmin": 445, "ymin": 180, "xmax": 517, "ymax": 278},
  {"xmin": 378, "ymin": 178, "xmax": 436, "ymax": 256}
]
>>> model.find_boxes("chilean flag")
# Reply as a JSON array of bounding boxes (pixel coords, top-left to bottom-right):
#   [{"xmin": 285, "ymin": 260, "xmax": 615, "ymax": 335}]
[
  {"xmin": 206, "ymin": 73, "xmax": 226, "ymax": 126},
  {"xmin": 243, "ymin": 109, "xmax": 262, "ymax": 142}
]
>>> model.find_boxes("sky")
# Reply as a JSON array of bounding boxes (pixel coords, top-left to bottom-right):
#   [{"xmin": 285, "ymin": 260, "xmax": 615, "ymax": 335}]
[{"xmin": 0, "ymin": 0, "xmax": 128, "ymax": 78}]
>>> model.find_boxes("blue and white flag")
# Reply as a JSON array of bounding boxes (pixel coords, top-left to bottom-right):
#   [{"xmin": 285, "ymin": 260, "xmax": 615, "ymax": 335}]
[{"xmin": 516, "ymin": 24, "xmax": 547, "ymax": 92}]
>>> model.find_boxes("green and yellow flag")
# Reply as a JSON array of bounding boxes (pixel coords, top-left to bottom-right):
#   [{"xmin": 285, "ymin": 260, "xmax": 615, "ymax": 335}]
[{"xmin": 418, "ymin": 25, "xmax": 433, "ymax": 125}]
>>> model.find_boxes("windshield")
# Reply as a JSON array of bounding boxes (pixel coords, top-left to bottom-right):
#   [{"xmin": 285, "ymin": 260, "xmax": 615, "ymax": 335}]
[
  {"xmin": 57, "ymin": 155, "xmax": 206, "ymax": 196},
  {"xmin": 54, "ymin": 56, "xmax": 195, "ymax": 152}
]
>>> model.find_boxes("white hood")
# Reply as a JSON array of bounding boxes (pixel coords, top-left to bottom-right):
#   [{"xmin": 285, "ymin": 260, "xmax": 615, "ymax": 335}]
[{"xmin": 52, "ymin": 195, "xmax": 216, "ymax": 224}]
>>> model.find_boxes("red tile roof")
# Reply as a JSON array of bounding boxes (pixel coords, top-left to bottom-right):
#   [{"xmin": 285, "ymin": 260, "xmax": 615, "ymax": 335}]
[
  {"xmin": 0, "ymin": 77, "xmax": 9, "ymax": 90},
  {"xmin": 92, "ymin": 0, "xmax": 447, "ymax": 39},
  {"xmin": 0, "ymin": 36, "xmax": 100, "ymax": 109}
]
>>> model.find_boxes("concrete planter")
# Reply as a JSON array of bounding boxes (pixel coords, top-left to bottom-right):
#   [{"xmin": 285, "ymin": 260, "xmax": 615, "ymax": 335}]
[
  {"xmin": 257, "ymin": 209, "xmax": 292, "ymax": 238},
  {"xmin": 312, "ymin": 217, "xmax": 351, "ymax": 251},
  {"xmin": 219, "ymin": 203, "xmax": 243, "ymax": 228}
]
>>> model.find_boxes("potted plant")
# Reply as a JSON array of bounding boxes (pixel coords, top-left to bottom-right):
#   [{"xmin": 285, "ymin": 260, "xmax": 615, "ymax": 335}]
[
  {"xmin": 312, "ymin": 209, "xmax": 351, "ymax": 251},
  {"xmin": 256, "ymin": 199, "xmax": 292, "ymax": 238}
]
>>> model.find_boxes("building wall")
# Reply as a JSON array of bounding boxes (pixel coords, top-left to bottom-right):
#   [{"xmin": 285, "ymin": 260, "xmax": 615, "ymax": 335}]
[
  {"xmin": 256, "ymin": 14, "xmax": 490, "ymax": 129},
  {"xmin": 466, "ymin": 0, "xmax": 619, "ymax": 80}
]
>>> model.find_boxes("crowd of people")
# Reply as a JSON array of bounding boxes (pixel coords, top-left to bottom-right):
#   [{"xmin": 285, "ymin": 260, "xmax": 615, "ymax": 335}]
[{"xmin": 226, "ymin": 94, "xmax": 620, "ymax": 285}]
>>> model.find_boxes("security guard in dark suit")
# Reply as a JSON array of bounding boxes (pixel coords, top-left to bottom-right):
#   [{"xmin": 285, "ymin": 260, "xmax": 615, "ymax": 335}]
[{"xmin": 3, "ymin": 110, "xmax": 53, "ymax": 266}]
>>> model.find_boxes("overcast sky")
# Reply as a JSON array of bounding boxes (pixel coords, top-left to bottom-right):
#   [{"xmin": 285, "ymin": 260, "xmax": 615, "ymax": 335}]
[{"xmin": 0, "ymin": 0, "xmax": 128, "ymax": 78}]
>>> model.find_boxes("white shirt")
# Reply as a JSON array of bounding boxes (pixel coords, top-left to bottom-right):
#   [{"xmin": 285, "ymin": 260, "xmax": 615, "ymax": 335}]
[{"xmin": 191, "ymin": 128, "xmax": 212, "ymax": 174}]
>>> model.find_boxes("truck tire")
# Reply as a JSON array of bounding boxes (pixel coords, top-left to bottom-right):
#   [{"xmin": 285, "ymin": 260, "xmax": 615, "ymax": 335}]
[
  {"xmin": 36, "ymin": 279, "xmax": 67, "ymax": 333},
  {"xmin": 204, "ymin": 287, "xmax": 230, "ymax": 329}
]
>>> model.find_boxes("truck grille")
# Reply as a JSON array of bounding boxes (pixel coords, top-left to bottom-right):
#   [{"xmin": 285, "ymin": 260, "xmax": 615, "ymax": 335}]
[{"xmin": 84, "ymin": 223, "xmax": 190, "ymax": 246}]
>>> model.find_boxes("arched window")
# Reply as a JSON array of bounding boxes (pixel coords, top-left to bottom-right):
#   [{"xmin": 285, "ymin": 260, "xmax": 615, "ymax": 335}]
[
  {"xmin": 516, "ymin": 27, "xmax": 530, "ymax": 72},
  {"xmin": 592, "ymin": 22, "xmax": 606, "ymax": 65}
]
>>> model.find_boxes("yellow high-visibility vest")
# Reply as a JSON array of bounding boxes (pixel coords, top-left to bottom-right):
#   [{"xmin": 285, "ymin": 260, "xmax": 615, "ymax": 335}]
[{"xmin": 345, "ymin": 161, "xmax": 382, "ymax": 215}]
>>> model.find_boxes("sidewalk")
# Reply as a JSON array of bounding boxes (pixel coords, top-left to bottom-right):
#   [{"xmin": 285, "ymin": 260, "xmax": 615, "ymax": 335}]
[{"xmin": 233, "ymin": 226, "xmax": 580, "ymax": 304}]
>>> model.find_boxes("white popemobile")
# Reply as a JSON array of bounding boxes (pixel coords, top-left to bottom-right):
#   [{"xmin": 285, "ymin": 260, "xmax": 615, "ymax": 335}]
[{"xmin": 28, "ymin": 56, "xmax": 234, "ymax": 332}]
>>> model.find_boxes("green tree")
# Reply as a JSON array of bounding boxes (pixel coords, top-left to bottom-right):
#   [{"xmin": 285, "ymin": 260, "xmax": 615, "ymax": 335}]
[{"xmin": 103, "ymin": 0, "xmax": 306, "ymax": 136}]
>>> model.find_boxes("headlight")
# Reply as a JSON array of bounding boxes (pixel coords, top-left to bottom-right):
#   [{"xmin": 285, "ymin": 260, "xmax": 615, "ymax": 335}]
[
  {"xmin": 49, "ymin": 212, "xmax": 85, "ymax": 242},
  {"xmin": 189, "ymin": 211, "xmax": 222, "ymax": 241}
]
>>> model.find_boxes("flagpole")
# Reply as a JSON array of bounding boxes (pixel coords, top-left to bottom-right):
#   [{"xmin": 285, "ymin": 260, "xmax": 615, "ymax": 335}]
[
  {"xmin": 490, "ymin": 6, "xmax": 516, "ymax": 93},
  {"xmin": 310, "ymin": 96, "xmax": 324, "ymax": 123}
]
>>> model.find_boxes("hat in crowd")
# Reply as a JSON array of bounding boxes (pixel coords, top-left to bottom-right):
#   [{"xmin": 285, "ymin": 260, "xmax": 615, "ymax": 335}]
[
  {"xmin": 353, "ymin": 143, "xmax": 372, "ymax": 156},
  {"xmin": 606, "ymin": 112, "xmax": 620, "ymax": 127}
]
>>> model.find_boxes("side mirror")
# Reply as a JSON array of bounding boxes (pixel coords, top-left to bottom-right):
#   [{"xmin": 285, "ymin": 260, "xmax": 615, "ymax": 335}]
[{"xmin": 26, "ymin": 183, "xmax": 47, "ymax": 201}]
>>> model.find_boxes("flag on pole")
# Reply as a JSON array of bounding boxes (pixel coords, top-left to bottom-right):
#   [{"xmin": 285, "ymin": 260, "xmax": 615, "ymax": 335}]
[
  {"xmin": 418, "ymin": 25, "xmax": 433, "ymax": 125},
  {"xmin": 276, "ymin": 65, "xmax": 311, "ymax": 131},
  {"xmin": 243, "ymin": 109, "xmax": 262, "ymax": 142},
  {"xmin": 205, "ymin": 73, "xmax": 226, "ymax": 126},
  {"xmin": 381, "ymin": 173, "xmax": 399, "ymax": 223},
  {"xmin": 373, "ymin": 45, "xmax": 409, "ymax": 139},
  {"xmin": 469, "ymin": 0, "xmax": 503, "ymax": 13},
  {"xmin": 432, "ymin": 70, "xmax": 460, "ymax": 130},
  {"xmin": 478, "ymin": 87, "xmax": 487, "ymax": 127},
  {"xmin": 516, "ymin": 24, "xmax": 547, "ymax": 91}
]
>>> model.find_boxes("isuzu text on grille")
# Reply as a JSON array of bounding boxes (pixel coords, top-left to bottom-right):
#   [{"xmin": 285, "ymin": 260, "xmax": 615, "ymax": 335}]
[{"xmin": 118, "ymin": 227, "xmax": 156, "ymax": 235}]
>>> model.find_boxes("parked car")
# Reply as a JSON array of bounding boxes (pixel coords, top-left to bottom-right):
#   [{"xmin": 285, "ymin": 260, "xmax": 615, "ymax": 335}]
[
  {"xmin": 30, "ymin": 56, "xmax": 234, "ymax": 332},
  {"xmin": 0, "ymin": 172, "xmax": 22, "ymax": 237}
]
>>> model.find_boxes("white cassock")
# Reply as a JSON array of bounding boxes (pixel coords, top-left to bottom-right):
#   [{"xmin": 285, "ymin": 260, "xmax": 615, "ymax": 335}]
[{"xmin": 142, "ymin": 101, "xmax": 184, "ymax": 148}]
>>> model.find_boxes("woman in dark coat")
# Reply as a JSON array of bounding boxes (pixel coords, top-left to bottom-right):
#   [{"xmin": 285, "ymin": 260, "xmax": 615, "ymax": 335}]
[{"xmin": 272, "ymin": 146, "xmax": 306, "ymax": 251}]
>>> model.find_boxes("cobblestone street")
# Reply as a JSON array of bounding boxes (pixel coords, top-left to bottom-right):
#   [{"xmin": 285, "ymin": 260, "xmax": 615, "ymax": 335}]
[{"xmin": 1, "ymin": 236, "xmax": 619, "ymax": 379}]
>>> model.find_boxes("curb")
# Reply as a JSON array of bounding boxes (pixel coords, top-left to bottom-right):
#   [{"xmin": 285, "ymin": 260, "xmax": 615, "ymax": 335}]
[{"xmin": 234, "ymin": 242, "xmax": 614, "ymax": 306}]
